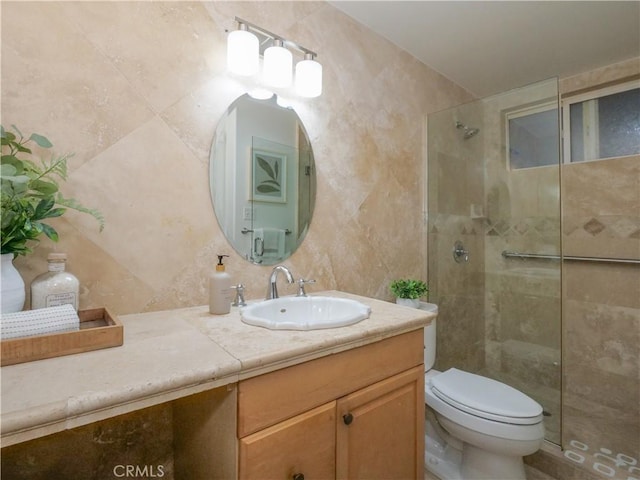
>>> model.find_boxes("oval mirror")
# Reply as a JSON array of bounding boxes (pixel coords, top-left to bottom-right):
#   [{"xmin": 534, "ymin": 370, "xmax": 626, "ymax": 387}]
[{"xmin": 209, "ymin": 94, "xmax": 316, "ymax": 265}]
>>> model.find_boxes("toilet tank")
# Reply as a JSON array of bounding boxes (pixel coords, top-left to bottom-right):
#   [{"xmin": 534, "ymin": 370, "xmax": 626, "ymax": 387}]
[
  {"xmin": 424, "ymin": 320, "xmax": 436, "ymax": 371},
  {"xmin": 419, "ymin": 302, "xmax": 438, "ymax": 371}
]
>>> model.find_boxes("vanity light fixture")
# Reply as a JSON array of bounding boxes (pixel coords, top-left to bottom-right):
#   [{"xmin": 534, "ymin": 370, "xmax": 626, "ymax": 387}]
[
  {"xmin": 227, "ymin": 17, "xmax": 322, "ymax": 98},
  {"xmin": 226, "ymin": 22, "xmax": 259, "ymax": 76},
  {"xmin": 295, "ymin": 52, "xmax": 322, "ymax": 98},
  {"xmin": 263, "ymin": 38, "xmax": 293, "ymax": 88}
]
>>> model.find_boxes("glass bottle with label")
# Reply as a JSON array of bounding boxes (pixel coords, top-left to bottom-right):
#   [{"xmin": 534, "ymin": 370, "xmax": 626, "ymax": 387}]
[{"xmin": 31, "ymin": 253, "xmax": 80, "ymax": 311}]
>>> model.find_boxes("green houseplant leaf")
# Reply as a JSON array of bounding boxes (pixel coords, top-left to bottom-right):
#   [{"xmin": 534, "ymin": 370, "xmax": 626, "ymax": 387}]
[
  {"xmin": 1, "ymin": 125, "xmax": 104, "ymax": 256},
  {"xmin": 390, "ymin": 278, "xmax": 428, "ymax": 300}
]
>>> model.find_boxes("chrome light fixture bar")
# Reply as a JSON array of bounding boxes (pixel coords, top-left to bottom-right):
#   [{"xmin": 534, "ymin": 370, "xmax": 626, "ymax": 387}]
[{"xmin": 226, "ymin": 17, "xmax": 322, "ymax": 98}]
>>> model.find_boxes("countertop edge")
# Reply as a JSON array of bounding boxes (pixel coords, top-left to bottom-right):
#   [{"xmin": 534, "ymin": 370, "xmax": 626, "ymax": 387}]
[
  {"xmin": 236, "ymin": 319, "xmax": 432, "ymax": 380},
  {"xmin": 1, "ymin": 373, "xmax": 241, "ymax": 448}
]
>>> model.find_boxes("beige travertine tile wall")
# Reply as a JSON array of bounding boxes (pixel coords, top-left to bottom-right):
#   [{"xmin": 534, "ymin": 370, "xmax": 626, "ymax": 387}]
[
  {"xmin": 1, "ymin": 1, "xmax": 474, "ymax": 315},
  {"xmin": 559, "ymin": 58, "xmax": 640, "ymax": 476}
]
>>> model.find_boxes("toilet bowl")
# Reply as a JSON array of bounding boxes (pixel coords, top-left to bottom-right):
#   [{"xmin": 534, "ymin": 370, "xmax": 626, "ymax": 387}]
[{"xmin": 422, "ymin": 311, "xmax": 545, "ymax": 480}]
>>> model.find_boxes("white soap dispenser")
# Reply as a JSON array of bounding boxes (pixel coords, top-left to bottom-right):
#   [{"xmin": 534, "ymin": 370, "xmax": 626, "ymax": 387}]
[{"xmin": 209, "ymin": 254, "xmax": 232, "ymax": 314}]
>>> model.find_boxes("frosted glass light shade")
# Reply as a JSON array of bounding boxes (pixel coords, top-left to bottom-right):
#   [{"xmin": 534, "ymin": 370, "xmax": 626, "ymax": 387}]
[
  {"xmin": 227, "ymin": 28, "xmax": 259, "ymax": 76},
  {"xmin": 263, "ymin": 40, "xmax": 293, "ymax": 88},
  {"xmin": 295, "ymin": 55, "xmax": 323, "ymax": 98}
]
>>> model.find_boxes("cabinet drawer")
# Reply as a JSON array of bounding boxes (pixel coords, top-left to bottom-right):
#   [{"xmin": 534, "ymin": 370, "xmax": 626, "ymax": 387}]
[
  {"xmin": 238, "ymin": 329, "xmax": 423, "ymax": 437},
  {"xmin": 239, "ymin": 401, "xmax": 336, "ymax": 480}
]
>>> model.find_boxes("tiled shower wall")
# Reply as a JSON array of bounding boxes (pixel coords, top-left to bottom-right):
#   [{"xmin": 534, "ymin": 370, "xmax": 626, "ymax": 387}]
[
  {"xmin": 429, "ymin": 57, "xmax": 639, "ymax": 479},
  {"xmin": 558, "ymin": 59, "xmax": 639, "ymax": 478},
  {"xmin": 427, "ymin": 101, "xmax": 486, "ymax": 374}
]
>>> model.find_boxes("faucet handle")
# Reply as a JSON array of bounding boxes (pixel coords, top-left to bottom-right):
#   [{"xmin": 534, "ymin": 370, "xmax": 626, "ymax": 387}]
[
  {"xmin": 231, "ymin": 284, "xmax": 247, "ymax": 307},
  {"xmin": 296, "ymin": 278, "xmax": 316, "ymax": 297}
]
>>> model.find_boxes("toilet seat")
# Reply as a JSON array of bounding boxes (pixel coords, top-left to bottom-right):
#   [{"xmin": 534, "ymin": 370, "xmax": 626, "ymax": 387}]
[{"xmin": 430, "ymin": 368, "xmax": 543, "ymax": 425}]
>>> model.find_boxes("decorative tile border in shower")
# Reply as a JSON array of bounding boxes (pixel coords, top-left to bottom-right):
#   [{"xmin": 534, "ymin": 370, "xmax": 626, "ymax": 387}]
[
  {"xmin": 564, "ymin": 439, "xmax": 639, "ymax": 480},
  {"xmin": 563, "ymin": 215, "xmax": 640, "ymax": 240},
  {"xmin": 484, "ymin": 216, "xmax": 560, "ymax": 238},
  {"xmin": 428, "ymin": 213, "xmax": 640, "ymax": 243},
  {"xmin": 428, "ymin": 214, "xmax": 480, "ymax": 236}
]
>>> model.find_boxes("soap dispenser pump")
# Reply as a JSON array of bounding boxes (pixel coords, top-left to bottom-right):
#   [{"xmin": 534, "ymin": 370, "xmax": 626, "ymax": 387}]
[{"xmin": 209, "ymin": 254, "xmax": 232, "ymax": 314}]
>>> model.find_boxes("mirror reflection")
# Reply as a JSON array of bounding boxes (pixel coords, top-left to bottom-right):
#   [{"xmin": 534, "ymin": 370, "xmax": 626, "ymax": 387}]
[{"xmin": 209, "ymin": 94, "xmax": 316, "ymax": 265}]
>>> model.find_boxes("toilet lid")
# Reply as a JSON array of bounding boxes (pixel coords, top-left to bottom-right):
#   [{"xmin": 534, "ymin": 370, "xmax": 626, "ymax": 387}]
[{"xmin": 430, "ymin": 368, "xmax": 543, "ymax": 424}]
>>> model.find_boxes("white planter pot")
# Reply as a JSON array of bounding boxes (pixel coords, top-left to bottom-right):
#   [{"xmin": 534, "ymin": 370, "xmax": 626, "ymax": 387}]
[
  {"xmin": 1, "ymin": 253, "xmax": 26, "ymax": 313},
  {"xmin": 395, "ymin": 297, "xmax": 420, "ymax": 309}
]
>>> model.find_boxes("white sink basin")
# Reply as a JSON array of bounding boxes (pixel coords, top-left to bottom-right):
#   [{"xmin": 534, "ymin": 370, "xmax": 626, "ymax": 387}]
[{"xmin": 240, "ymin": 296, "xmax": 371, "ymax": 331}]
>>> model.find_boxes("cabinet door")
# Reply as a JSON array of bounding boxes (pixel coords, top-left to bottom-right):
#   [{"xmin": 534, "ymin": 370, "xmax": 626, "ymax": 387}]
[
  {"xmin": 239, "ymin": 401, "xmax": 336, "ymax": 480},
  {"xmin": 336, "ymin": 366, "xmax": 424, "ymax": 480}
]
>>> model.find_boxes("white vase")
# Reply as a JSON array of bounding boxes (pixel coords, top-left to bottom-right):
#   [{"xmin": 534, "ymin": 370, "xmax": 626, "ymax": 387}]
[
  {"xmin": 396, "ymin": 297, "xmax": 420, "ymax": 309},
  {"xmin": 1, "ymin": 253, "xmax": 26, "ymax": 313}
]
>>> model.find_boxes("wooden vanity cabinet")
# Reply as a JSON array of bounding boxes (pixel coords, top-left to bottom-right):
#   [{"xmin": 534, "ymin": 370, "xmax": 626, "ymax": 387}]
[
  {"xmin": 336, "ymin": 365, "xmax": 424, "ymax": 480},
  {"xmin": 237, "ymin": 330, "xmax": 425, "ymax": 480},
  {"xmin": 239, "ymin": 401, "xmax": 336, "ymax": 479}
]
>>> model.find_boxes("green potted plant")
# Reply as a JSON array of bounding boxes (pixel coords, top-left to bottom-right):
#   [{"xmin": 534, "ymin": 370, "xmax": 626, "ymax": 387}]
[
  {"xmin": 390, "ymin": 278, "xmax": 428, "ymax": 309},
  {"xmin": 1, "ymin": 125, "xmax": 104, "ymax": 313}
]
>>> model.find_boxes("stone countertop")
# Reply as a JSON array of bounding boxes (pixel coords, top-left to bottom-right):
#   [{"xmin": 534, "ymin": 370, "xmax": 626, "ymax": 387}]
[{"xmin": 0, "ymin": 291, "xmax": 434, "ymax": 447}]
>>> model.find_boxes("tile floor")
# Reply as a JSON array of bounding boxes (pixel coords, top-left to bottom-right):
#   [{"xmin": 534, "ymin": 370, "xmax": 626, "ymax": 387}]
[{"xmin": 424, "ymin": 464, "xmax": 557, "ymax": 480}]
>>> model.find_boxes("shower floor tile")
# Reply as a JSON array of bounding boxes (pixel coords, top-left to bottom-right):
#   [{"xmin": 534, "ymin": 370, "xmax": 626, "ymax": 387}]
[{"xmin": 562, "ymin": 439, "xmax": 639, "ymax": 480}]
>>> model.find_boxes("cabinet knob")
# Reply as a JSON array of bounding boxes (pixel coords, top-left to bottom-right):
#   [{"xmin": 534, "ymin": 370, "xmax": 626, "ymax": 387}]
[
  {"xmin": 343, "ymin": 412, "xmax": 354, "ymax": 425},
  {"xmin": 292, "ymin": 474, "xmax": 305, "ymax": 480}
]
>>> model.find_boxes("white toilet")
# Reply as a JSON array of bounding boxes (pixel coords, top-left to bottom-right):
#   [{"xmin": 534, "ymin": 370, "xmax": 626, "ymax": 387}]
[{"xmin": 422, "ymin": 307, "xmax": 545, "ymax": 480}]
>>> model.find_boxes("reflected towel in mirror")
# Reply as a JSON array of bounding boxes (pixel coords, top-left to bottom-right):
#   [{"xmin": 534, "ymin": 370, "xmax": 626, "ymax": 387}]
[{"xmin": 254, "ymin": 228, "xmax": 286, "ymax": 260}]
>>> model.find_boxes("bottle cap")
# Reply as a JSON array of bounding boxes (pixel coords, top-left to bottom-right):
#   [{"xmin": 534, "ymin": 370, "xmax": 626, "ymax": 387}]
[
  {"xmin": 47, "ymin": 253, "xmax": 67, "ymax": 262},
  {"xmin": 216, "ymin": 254, "xmax": 229, "ymax": 272}
]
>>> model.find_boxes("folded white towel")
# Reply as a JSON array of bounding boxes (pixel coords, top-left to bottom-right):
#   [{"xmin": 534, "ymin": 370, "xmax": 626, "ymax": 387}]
[
  {"xmin": 262, "ymin": 228, "xmax": 286, "ymax": 257},
  {"xmin": 1, "ymin": 304, "xmax": 80, "ymax": 340},
  {"xmin": 254, "ymin": 228, "xmax": 286, "ymax": 259}
]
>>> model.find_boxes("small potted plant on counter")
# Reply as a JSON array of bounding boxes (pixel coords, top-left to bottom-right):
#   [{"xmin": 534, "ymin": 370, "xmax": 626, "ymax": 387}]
[
  {"xmin": 390, "ymin": 278, "xmax": 428, "ymax": 309},
  {"xmin": 1, "ymin": 125, "xmax": 104, "ymax": 312}
]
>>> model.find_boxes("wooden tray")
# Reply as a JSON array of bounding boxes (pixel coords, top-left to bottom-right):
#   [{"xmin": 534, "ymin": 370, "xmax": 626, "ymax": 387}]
[{"xmin": 1, "ymin": 307, "xmax": 123, "ymax": 366}]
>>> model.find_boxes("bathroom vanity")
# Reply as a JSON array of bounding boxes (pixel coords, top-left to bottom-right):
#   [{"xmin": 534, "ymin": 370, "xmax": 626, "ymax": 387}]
[
  {"xmin": 0, "ymin": 291, "xmax": 433, "ymax": 479},
  {"xmin": 237, "ymin": 330, "xmax": 424, "ymax": 479}
]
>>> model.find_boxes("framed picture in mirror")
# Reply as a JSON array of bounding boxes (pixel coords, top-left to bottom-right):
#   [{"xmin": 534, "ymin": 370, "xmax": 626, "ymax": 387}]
[{"xmin": 252, "ymin": 149, "xmax": 287, "ymax": 203}]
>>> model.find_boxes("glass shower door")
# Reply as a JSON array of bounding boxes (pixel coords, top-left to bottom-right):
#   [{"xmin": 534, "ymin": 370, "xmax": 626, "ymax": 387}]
[{"xmin": 427, "ymin": 78, "xmax": 562, "ymax": 444}]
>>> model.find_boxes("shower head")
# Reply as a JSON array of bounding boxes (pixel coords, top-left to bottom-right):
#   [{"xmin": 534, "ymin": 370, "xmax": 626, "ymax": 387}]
[
  {"xmin": 464, "ymin": 127, "xmax": 480, "ymax": 139},
  {"xmin": 455, "ymin": 121, "xmax": 480, "ymax": 140}
]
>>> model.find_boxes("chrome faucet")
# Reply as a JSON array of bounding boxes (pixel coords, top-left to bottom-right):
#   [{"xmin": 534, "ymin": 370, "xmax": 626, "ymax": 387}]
[{"xmin": 266, "ymin": 265, "xmax": 295, "ymax": 300}]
